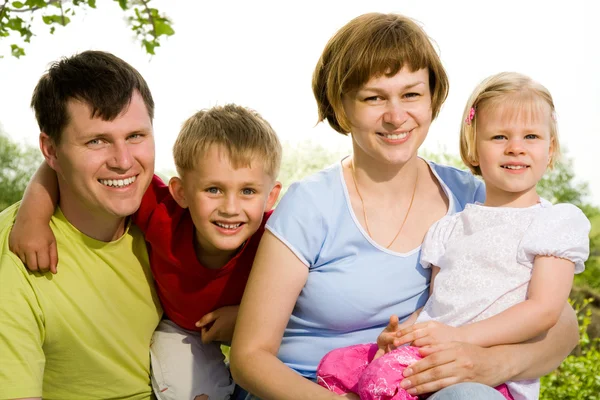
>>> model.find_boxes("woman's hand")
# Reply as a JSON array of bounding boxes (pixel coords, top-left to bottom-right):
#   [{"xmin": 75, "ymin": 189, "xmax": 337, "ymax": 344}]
[{"xmin": 398, "ymin": 342, "xmax": 508, "ymax": 396}]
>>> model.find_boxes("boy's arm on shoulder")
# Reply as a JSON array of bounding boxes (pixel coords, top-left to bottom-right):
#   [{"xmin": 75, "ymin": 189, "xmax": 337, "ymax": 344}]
[
  {"xmin": 0, "ymin": 254, "xmax": 45, "ymax": 398},
  {"xmin": 9, "ymin": 162, "xmax": 59, "ymax": 273}
]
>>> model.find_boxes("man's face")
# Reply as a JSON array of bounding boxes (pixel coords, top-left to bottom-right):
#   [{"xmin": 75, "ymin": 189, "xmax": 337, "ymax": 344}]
[{"xmin": 43, "ymin": 91, "xmax": 155, "ymax": 237}]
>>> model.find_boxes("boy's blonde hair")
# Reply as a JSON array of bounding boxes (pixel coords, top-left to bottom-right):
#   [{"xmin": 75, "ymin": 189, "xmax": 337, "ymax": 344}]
[
  {"xmin": 312, "ymin": 12, "xmax": 449, "ymax": 135},
  {"xmin": 173, "ymin": 104, "xmax": 282, "ymax": 179},
  {"xmin": 460, "ymin": 72, "xmax": 560, "ymax": 175}
]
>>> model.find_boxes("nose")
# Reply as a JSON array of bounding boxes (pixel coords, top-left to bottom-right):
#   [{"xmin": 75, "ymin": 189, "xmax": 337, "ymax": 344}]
[
  {"xmin": 382, "ymin": 101, "xmax": 409, "ymax": 128},
  {"xmin": 107, "ymin": 141, "xmax": 134, "ymax": 171},
  {"xmin": 505, "ymin": 138, "xmax": 526, "ymax": 155},
  {"xmin": 220, "ymin": 194, "xmax": 241, "ymax": 216}
]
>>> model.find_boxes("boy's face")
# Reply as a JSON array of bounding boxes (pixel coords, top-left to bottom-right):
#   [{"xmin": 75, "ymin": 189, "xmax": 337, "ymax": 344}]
[{"xmin": 172, "ymin": 146, "xmax": 281, "ymax": 258}]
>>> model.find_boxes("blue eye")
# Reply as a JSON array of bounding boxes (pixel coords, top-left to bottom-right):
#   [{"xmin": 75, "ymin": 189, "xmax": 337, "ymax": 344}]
[
  {"xmin": 491, "ymin": 135, "xmax": 507, "ymax": 140},
  {"xmin": 206, "ymin": 187, "xmax": 220, "ymax": 194},
  {"xmin": 242, "ymin": 188, "xmax": 256, "ymax": 195},
  {"xmin": 525, "ymin": 134, "xmax": 539, "ymax": 139}
]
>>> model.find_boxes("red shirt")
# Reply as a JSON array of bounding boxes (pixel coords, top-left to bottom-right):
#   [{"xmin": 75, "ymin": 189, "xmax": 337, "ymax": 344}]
[{"xmin": 133, "ymin": 175, "xmax": 271, "ymax": 331}]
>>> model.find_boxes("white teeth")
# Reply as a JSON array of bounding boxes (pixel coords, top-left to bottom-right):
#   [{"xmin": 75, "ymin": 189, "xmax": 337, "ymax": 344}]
[
  {"xmin": 99, "ymin": 176, "xmax": 137, "ymax": 187},
  {"xmin": 503, "ymin": 165, "xmax": 527, "ymax": 170},
  {"xmin": 384, "ymin": 132, "xmax": 408, "ymax": 140},
  {"xmin": 215, "ymin": 222, "xmax": 242, "ymax": 229}
]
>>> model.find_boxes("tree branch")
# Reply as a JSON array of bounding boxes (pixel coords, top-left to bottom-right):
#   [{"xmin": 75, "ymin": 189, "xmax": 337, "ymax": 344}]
[
  {"xmin": 139, "ymin": 0, "xmax": 156, "ymax": 38},
  {"xmin": 8, "ymin": 0, "xmax": 61, "ymax": 13}
]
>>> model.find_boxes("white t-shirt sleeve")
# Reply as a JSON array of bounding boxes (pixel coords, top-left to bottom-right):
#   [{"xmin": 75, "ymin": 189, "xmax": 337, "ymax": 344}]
[
  {"xmin": 420, "ymin": 215, "xmax": 456, "ymax": 269},
  {"xmin": 517, "ymin": 203, "xmax": 591, "ymax": 273},
  {"xmin": 266, "ymin": 181, "xmax": 327, "ymax": 268}
]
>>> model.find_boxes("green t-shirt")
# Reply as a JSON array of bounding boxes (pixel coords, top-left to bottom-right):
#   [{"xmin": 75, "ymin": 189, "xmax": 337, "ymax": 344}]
[{"xmin": 0, "ymin": 203, "xmax": 162, "ymax": 400}]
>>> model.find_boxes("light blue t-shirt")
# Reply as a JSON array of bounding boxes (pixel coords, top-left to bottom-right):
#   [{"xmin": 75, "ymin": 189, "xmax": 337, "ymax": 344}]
[{"xmin": 266, "ymin": 159, "xmax": 485, "ymax": 378}]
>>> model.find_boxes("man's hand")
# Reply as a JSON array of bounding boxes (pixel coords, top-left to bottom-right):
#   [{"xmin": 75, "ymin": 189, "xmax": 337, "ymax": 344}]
[
  {"xmin": 195, "ymin": 305, "xmax": 239, "ymax": 344},
  {"xmin": 9, "ymin": 219, "xmax": 58, "ymax": 274},
  {"xmin": 395, "ymin": 321, "xmax": 464, "ymax": 348}
]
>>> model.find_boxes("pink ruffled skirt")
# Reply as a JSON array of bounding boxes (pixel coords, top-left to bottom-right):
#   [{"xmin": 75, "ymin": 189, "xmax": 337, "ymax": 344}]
[{"xmin": 316, "ymin": 343, "xmax": 514, "ymax": 400}]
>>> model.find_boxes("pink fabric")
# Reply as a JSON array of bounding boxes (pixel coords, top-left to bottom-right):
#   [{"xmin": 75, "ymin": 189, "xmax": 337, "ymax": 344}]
[{"xmin": 317, "ymin": 344, "xmax": 514, "ymax": 400}]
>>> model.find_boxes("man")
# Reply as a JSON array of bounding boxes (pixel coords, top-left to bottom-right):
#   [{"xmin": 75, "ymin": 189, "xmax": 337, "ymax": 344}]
[{"xmin": 0, "ymin": 51, "xmax": 161, "ymax": 400}]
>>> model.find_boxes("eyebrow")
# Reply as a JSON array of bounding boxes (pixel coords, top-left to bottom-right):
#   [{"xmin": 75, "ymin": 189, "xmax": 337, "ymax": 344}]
[{"xmin": 360, "ymin": 81, "xmax": 426, "ymax": 92}]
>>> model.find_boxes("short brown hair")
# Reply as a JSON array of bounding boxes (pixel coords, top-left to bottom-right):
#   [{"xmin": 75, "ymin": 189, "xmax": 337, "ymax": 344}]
[
  {"xmin": 173, "ymin": 104, "xmax": 282, "ymax": 180},
  {"xmin": 31, "ymin": 50, "xmax": 154, "ymax": 143},
  {"xmin": 312, "ymin": 13, "xmax": 449, "ymax": 134},
  {"xmin": 460, "ymin": 72, "xmax": 560, "ymax": 175}
]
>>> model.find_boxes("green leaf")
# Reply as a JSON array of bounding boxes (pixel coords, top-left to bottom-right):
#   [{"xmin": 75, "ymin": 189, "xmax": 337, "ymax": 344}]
[
  {"xmin": 12, "ymin": 1, "xmax": 25, "ymax": 8},
  {"xmin": 42, "ymin": 15, "xmax": 71, "ymax": 26},
  {"xmin": 10, "ymin": 44, "xmax": 25, "ymax": 58},
  {"xmin": 117, "ymin": 0, "xmax": 128, "ymax": 11},
  {"xmin": 154, "ymin": 20, "xmax": 174, "ymax": 37}
]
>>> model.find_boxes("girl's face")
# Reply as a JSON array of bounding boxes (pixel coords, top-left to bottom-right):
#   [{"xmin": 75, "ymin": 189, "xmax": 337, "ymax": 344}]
[
  {"xmin": 341, "ymin": 67, "xmax": 432, "ymax": 167},
  {"xmin": 474, "ymin": 102, "xmax": 554, "ymax": 207}
]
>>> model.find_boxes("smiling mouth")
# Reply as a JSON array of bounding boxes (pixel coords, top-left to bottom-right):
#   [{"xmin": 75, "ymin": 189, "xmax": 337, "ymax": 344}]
[
  {"xmin": 377, "ymin": 130, "xmax": 411, "ymax": 140},
  {"xmin": 213, "ymin": 222, "xmax": 244, "ymax": 229},
  {"xmin": 98, "ymin": 175, "xmax": 137, "ymax": 188},
  {"xmin": 501, "ymin": 165, "xmax": 529, "ymax": 170}
]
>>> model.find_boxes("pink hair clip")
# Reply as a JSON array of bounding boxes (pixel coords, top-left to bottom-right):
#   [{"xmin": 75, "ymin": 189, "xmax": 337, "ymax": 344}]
[{"xmin": 465, "ymin": 107, "xmax": 476, "ymax": 125}]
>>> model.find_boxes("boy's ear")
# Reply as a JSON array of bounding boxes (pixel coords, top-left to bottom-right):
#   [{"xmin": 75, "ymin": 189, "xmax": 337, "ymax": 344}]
[
  {"xmin": 265, "ymin": 181, "xmax": 282, "ymax": 211},
  {"xmin": 168, "ymin": 176, "xmax": 189, "ymax": 209},
  {"xmin": 39, "ymin": 132, "xmax": 59, "ymax": 172}
]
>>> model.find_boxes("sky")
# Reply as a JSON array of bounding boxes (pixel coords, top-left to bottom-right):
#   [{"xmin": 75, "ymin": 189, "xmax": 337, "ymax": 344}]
[{"xmin": 0, "ymin": 0, "xmax": 598, "ymax": 204}]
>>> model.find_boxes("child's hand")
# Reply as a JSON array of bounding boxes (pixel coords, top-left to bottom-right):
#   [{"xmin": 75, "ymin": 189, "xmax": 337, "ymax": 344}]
[
  {"xmin": 374, "ymin": 315, "xmax": 401, "ymax": 360},
  {"xmin": 9, "ymin": 219, "xmax": 58, "ymax": 274},
  {"xmin": 195, "ymin": 305, "xmax": 239, "ymax": 344},
  {"xmin": 395, "ymin": 321, "xmax": 462, "ymax": 347}
]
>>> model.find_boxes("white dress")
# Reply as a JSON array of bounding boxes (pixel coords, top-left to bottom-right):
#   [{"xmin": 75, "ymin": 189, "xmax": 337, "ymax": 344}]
[{"xmin": 418, "ymin": 199, "xmax": 590, "ymax": 400}]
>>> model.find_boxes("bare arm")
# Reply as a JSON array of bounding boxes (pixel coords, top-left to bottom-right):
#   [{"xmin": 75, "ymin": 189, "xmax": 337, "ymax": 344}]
[
  {"xmin": 230, "ymin": 231, "xmax": 343, "ymax": 400},
  {"xmin": 9, "ymin": 162, "xmax": 59, "ymax": 273},
  {"xmin": 459, "ymin": 256, "xmax": 575, "ymax": 347}
]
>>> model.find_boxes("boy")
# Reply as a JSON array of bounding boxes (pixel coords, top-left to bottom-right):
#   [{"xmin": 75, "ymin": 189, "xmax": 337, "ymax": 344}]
[{"xmin": 10, "ymin": 104, "xmax": 282, "ymax": 399}]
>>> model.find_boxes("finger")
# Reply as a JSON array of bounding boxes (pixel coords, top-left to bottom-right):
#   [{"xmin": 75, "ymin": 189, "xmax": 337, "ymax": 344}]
[
  {"xmin": 405, "ymin": 344, "xmax": 457, "ymax": 376},
  {"xmin": 411, "ymin": 336, "xmax": 435, "ymax": 348},
  {"xmin": 201, "ymin": 326, "xmax": 216, "ymax": 344},
  {"xmin": 377, "ymin": 332, "xmax": 398, "ymax": 347},
  {"xmin": 388, "ymin": 314, "xmax": 399, "ymax": 331},
  {"xmin": 24, "ymin": 251, "xmax": 39, "ymax": 272},
  {"xmin": 395, "ymin": 331, "xmax": 420, "ymax": 346},
  {"xmin": 49, "ymin": 242, "xmax": 59, "ymax": 274},
  {"xmin": 15, "ymin": 251, "xmax": 28, "ymax": 266},
  {"xmin": 196, "ymin": 312, "xmax": 215, "ymax": 327},
  {"xmin": 401, "ymin": 375, "xmax": 461, "ymax": 396},
  {"xmin": 36, "ymin": 249, "xmax": 51, "ymax": 272},
  {"xmin": 373, "ymin": 347, "xmax": 385, "ymax": 360}
]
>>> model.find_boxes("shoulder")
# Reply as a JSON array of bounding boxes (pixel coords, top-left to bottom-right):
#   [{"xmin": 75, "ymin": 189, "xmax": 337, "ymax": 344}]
[
  {"xmin": 535, "ymin": 201, "xmax": 591, "ymax": 233},
  {"xmin": 428, "ymin": 161, "xmax": 486, "ymax": 206},
  {"xmin": 273, "ymin": 163, "xmax": 343, "ymax": 218}
]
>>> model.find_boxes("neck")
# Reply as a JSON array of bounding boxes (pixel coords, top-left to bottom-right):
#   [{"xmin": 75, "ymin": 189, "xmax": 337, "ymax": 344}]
[
  {"xmin": 194, "ymin": 241, "xmax": 240, "ymax": 270},
  {"xmin": 59, "ymin": 198, "xmax": 127, "ymax": 242},
  {"xmin": 483, "ymin": 187, "xmax": 540, "ymax": 208},
  {"xmin": 349, "ymin": 150, "xmax": 420, "ymax": 200}
]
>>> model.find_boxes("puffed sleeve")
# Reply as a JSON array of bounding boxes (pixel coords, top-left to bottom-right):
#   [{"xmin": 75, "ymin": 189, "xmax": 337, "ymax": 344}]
[
  {"xmin": 266, "ymin": 180, "xmax": 327, "ymax": 268},
  {"xmin": 517, "ymin": 204, "xmax": 591, "ymax": 273},
  {"xmin": 420, "ymin": 215, "xmax": 457, "ymax": 269}
]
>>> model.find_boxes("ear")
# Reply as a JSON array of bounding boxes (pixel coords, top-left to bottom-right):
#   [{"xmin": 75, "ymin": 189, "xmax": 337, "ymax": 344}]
[
  {"xmin": 547, "ymin": 137, "xmax": 556, "ymax": 167},
  {"xmin": 265, "ymin": 181, "xmax": 282, "ymax": 211},
  {"xmin": 39, "ymin": 132, "xmax": 60, "ymax": 171},
  {"xmin": 168, "ymin": 176, "xmax": 189, "ymax": 209}
]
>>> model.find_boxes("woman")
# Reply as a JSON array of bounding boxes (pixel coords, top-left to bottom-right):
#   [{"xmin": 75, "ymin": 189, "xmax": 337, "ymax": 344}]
[{"xmin": 230, "ymin": 13, "xmax": 578, "ymax": 400}]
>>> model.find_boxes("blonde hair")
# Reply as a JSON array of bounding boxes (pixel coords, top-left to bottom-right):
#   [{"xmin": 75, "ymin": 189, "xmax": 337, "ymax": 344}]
[
  {"xmin": 173, "ymin": 104, "xmax": 282, "ymax": 179},
  {"xmin": 460, "ymin": 72, "xmax": 560, "ymax": 175},
  {"xmin": 312, "ymin": 12, "xmax": 449, "ymax": 134}
]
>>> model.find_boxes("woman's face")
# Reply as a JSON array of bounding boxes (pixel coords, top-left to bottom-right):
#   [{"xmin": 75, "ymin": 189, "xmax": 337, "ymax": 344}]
[{"xmin": 342, "ymin": 67, "xmax": 432, "ymax": 166}]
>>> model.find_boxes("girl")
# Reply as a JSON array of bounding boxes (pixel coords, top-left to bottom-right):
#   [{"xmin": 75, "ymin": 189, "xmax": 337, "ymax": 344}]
[
  {"xmin": 231, "ymin": 13, "xmax": 580, "ymax": 400},
  {"xmin": 316, "ymin": 72, "xmax": 590, "ymax": 400}
]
